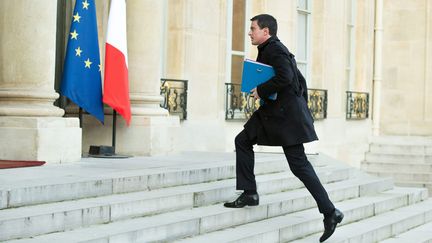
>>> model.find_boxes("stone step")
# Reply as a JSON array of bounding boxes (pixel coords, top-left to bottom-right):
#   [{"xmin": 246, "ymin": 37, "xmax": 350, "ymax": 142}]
[
  {"xmin": 292, "ymin": 198, "xmax": 432, "ymax": 243},
  {"xmin": 0, "ymin": 155, "xmax": 305, "ymax": 209},
  {"xmin": 365, "ymin": 152, "xmax": 432, "ymax": 163},
  {"xmin": 380, "ymin": 221, "xmax": 432, "ymax": 243},
  {"xmin": 173, "ymin": 188, "xmax": 428, "ymax": 243},
  {"xmin": 0, "ymin": 166, "xmax": 350, "ymax": 241},
  {"xmin": 369, "ymin": 143, "xmax": 432, "ymax": 156},
  {"xmin": 367, "ymin": 170, "xmax": 432, "ymax": 182},
  {"xmin": 362, "ymin": 161, "xmax": 432, "ymax": 172},
  {"xmin": 396, "ymin": 181, "xmax": 432, "ymax": 195},
  {"xmin": 3, "ymin": 177, "xmax": 399, "ymax": 242},
  {"xmin": 371, "ymin": 136, "xmax": 432, "ymax": 146}
]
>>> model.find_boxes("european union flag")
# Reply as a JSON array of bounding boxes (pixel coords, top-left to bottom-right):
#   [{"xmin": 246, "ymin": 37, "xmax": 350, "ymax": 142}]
[{"xmin": 61, "ymin": 0, "xmax": 104, "ymax": 123}]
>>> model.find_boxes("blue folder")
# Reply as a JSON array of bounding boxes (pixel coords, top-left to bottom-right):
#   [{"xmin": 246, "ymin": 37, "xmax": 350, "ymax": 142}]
[{"xmin": 241, "ymin": 59, "xmax": 277, "ymax": 100}]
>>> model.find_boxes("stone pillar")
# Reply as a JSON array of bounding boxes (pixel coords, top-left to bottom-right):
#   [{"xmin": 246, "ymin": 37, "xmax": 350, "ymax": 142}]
[
  {"xmin": 372, "ymin": 0, "xmax": 383, "ymax": 136},
  {"xmin": 82, "ymin": 0, "xmax": 179, "ymax": 155},
  {"xmin": 0, "ymin": 0, "xmax": 81, "ymax": 163},
  {"xmin": 127, "ymin": 0, "xmax": 170, "ymax": 117}
]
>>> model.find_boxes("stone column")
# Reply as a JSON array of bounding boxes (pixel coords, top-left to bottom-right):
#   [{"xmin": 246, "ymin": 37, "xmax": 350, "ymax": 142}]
[
  {"xmin": 372, "ymin": 0, "xmax": 383, "ymax": 136},
  {"xmin": 127, "ymin": 0, "xmax": 170, "ymax": 117},
  {"xmin": 0, "ymin": 0, "xmax": 81, "ymax": 163},
  {"xmin": 82, "ymin": 0, "xmax": 179, "ymax": 155}
]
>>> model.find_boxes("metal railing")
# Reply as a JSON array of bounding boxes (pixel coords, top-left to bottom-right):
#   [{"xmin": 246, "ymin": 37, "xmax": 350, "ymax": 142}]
[
  {"xmin": 225, "ymin": 83, "xmax": 260, "ymax": 120},
  {"xmin": 307, "ymin": 89, "xmax": 327, "ymax": 120},
  {"xmin": 160, "ymin": 78, "xmax": 188, "ymax": 120},
  {"xmin": 225, "ymin": 84, "xmax": 328, "ymax": 121},
  {"xmin": 346, "ymin": 91, "xmax": 369, "ymax": 119}
]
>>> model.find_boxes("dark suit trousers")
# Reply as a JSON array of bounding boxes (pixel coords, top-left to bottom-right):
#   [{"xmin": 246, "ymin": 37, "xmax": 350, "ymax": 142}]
[{"xmin": 235, "ymin": 129, "xmax": 335, "ymax": 215}]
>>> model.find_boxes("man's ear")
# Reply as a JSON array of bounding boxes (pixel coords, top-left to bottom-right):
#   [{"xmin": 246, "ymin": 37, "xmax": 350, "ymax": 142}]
[{"xmin": 263, "ymin": 27, "xmax": 270, "ymax": 36}]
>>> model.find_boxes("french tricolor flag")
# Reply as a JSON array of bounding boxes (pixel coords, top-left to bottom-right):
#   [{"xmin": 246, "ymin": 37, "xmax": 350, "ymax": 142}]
[{"xmin": 103, "ymin": 0, "xmax": 131, "ymax": 125}]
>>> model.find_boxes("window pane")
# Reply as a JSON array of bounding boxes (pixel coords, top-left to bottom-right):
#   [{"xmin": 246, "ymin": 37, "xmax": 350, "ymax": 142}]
[
  {"xmin": 232, "ymin": 0, "xmax": 245, "ymax": 52},
  {"xmin": 346, "ymin": 28, "xmax": 351, "ymax": 67},
  {"xmin": 346, "ymin": 0, "xmax": 353, "ymax": 24},
  {"xmin": 231, "ymin": 55, "xmax": 244, "ymax": 85},
  {"xmin": 298, "ymin": 0, "xmax": 307, "ymax": 10},
  {"xmin": 297, "ymin": 63, "xmax": 307, "ymax": 76},
  {"xmin": 297, "ymin": 13, "xmax": 307, "ymax": 61},
  {"xmin": 346, "ymin": 69, "xmax": 352, "ymax": 90},
  {"xmin": 347, "ymin": 0, "xmax": 351, "ymax": 23}
]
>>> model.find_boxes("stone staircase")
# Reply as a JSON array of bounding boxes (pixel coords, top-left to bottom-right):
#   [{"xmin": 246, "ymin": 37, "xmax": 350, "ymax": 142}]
[
  {"xmin": 0, "ymin": 152, "xmax": 432, "ymax": 242},
  {"xmin": 362, "ymin": 136, "xmax": 432, "ymax": 194}
]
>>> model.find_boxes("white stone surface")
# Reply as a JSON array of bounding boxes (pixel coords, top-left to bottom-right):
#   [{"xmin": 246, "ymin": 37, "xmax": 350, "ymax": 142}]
[
  {"xmin": 0, "ymin": 152, "xmax": 329, "ymax": 209},
  {"xmin": 1, "ymin": 152, "xmax": 431, "ymax": 243},
  {"xmin": 380, "ymin": 221, "xmax": 432, "ymax": 243},
  {"xmin": 0, "ymin": 166, "xmax": 349, "ymax": 241},
  {"xmin": 174, "ymin": 194, "xmax": 430, "ymax": 243},
  {"xmin": 371, "ymin": 136, "xmax": 432, "ymax": 146},
  {"xmin": 292, "ymin": 199, "xmax": 432, "ymax": 243},
  {"xmin": 82, "ymin": 114, "xmax": 180, "ymax": 156},
  {"xmin": 7, "ymin": 183, "xmax": 420, "ymax": 243},
  {"xmin": 362, "ymin": 161, "xmax": 432, "ymax": 172},
  {"xmin": 368, "ymin": 171, "xmax": 432, "ymax": 182},
  {"xmin": 363, "ymin": 136, "xmax": 432, "ymax": 196},
  {"xmin": 0, "ymin": 117, "xmax": 81, "ymax": 163},
  {"xmin": 365, "ymin": 152, "xmax": 428, "ymax": 163},
  {"xmin": 370, "ymin": 143, "xmax": 431, "ymax": 155}
]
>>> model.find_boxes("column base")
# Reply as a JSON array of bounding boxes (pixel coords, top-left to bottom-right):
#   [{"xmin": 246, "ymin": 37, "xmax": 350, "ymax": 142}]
[
  {"xmin": 0, "ymin": 117, "xmax": 81, "ymax": 163},
  {"xmin": 82, "ymin": 114, "xmax": 180, "ymax": 156}
]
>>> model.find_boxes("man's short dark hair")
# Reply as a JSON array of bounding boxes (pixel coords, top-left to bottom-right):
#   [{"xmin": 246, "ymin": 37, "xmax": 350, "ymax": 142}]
[{"xmin": 250, "ymin": 14, "xmax": 277, "ymax": 36}]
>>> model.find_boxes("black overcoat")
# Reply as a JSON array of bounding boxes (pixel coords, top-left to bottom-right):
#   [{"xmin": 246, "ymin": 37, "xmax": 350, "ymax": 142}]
[{"xmin": 244, "ymin": 36, "xmax": 318, "ymax": 146}]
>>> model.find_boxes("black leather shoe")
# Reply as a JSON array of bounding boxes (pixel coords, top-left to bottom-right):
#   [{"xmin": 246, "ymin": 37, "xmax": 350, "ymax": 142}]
[
  {"xmin": 320, "ymin": 208, "xmax": 344, "ymax": 242},
  {"xmin": 223, "ymin": 193, "xmax": 259, "ymax": 208}
]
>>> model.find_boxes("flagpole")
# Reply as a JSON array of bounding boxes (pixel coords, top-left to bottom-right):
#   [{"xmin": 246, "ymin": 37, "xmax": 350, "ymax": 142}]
[
  {"xmin": 79, "ymin": 107, "xmax": 83, "ymax": 128},
  {"xmin": 60, "ymin": 0, "xmax": 105, "ymax": 125},
  {"xmin": 112, "ymin": 110, "xmax": 117, "ymax": 153},
  {"xmin": 87, "ymin": 0, "xmax": 130, "ymax": 159},
  {"xmin": 83, "ymin": 0, "xmax": 130, "ymax": 159}
]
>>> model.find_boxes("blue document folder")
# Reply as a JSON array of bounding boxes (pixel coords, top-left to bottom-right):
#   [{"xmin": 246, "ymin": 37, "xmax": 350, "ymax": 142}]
[{"xmin": 241, "ymin": 59, "xmax": 277, "ymax": 100}]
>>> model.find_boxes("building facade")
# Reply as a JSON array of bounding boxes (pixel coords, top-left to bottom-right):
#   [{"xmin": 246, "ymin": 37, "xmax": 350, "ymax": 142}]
[{"xmin": 0, "ymin": 0, "xmax": 431, "ymax": 167}]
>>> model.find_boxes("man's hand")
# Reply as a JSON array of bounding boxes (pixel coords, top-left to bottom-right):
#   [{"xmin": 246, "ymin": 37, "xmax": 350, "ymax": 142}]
[{"xmin": 251, "ymin": 88, "xmax": 260, "ymax": 99}]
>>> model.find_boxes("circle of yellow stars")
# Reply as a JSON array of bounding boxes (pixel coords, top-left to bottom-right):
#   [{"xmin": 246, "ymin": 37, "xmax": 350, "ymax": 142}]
[{"xmin": 69, "ymin": 0, "xmax": 102, "ymax": 72}]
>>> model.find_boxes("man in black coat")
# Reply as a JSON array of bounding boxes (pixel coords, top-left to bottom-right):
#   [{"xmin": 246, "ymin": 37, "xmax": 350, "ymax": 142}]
[{"xmin": 223, "ymin": 14, "xmax": 343, "ymax": 242}]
